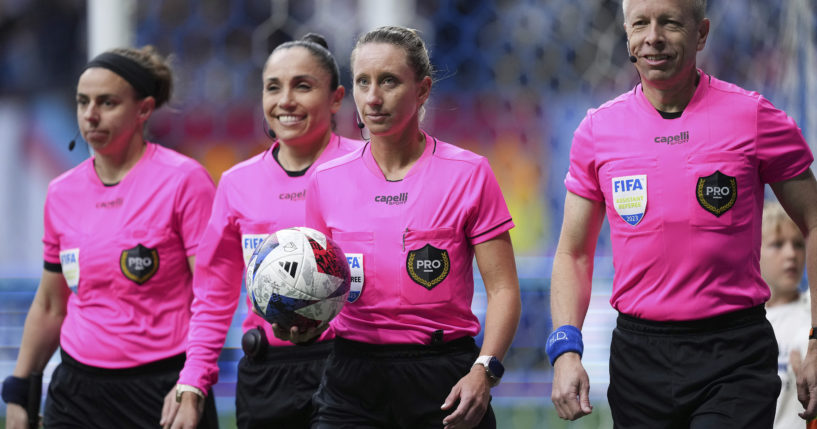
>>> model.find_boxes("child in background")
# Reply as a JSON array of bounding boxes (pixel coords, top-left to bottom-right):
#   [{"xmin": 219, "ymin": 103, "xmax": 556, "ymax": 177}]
[{"xmin": 763, "ymin": 201, "xmax": 809, "ymax": 429}]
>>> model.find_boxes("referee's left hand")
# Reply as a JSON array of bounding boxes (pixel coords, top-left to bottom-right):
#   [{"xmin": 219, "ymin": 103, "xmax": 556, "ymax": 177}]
[
  {"xmin": 166, "ymin": 391, "xmax": 204, "ymax": 429},
  {"xmin": 271, "ymin": 322, "xmax": 327, "ymax": 345},
  {"xmin": 797, "ymin": 346, "xmax": 817, "ymax": 420},
  {"xmin": 440, "ymin": 365, "xmax": 491, "ymax": 429}
]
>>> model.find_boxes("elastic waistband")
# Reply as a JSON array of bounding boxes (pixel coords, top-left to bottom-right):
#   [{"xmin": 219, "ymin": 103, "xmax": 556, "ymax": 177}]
[
  {"xmin": 60, "ymin": 349, "xmax": 185, "ymax": 377},
  {"xmin": 617, "ymin": 305, "xmax": 767, "ymax": 335},
  {"xmin": 256, "ymin": 339, "xmax": 335, "ymax": 362},
  {"xmin": 334, "ymin": 336, "xmax": 476, "ymax": 359}
]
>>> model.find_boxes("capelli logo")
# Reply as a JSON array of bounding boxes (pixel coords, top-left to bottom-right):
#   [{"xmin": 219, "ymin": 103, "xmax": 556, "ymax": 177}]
[
  {"xmin": 96, "ymin": 197, "xmax": 123, "ymax": 208},
  {"xmin": 654, "ymin": 131, "xmax": 689, "ymax": 145},
  {"xmin": 374, "ymin": 192, "xmax": 408, "ymax": 205},
  {"xmin": 279, "ymin": 190, "xmax": 306, "ymax": 201}
]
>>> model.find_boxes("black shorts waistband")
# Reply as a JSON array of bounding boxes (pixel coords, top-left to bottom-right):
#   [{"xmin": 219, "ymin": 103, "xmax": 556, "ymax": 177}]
[
  {"xmin": 617, "ymin": 305, "xmax": 767, "ymax": 335},
  {"xmin": 60, "ymin": 349, "xmax": 185, "ymax": 377},
  {"xmin": 254, "ymin": 339, "xmax": 334, "ymax": 362},
  {"xmin": 334, "ymin": 336, "xmax": 476, "ymax": 359}
]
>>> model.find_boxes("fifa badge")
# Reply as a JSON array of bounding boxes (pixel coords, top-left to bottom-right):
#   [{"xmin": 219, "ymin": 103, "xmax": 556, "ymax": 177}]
[
  {"xmin": 345, "ymin": 253, "xmax": 364, "ymax": 303},
  {"xmin": 59, "ymin": 248, "xmax": 81, "ymax": 294},
  {"xmin": 612, "ymin": 174, "xmax": 647, "ymax": 226}
]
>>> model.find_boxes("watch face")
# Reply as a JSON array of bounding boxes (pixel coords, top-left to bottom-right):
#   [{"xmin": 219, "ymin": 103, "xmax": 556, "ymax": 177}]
[{"xmin": 488, "ymin": 356, "xmax": 505, "ymax": 379}]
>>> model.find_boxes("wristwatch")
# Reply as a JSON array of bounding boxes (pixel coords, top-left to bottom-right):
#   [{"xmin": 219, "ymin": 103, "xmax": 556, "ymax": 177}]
[
  {"xmin": 175, "ymin": 384, "xmax": 204, "ymax": 403},
  {"xmin": 473, "ymin": 355, "xmax": 505, "ymax": 387}
]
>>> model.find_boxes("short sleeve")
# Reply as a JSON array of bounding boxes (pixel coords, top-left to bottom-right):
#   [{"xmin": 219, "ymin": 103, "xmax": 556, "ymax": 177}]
[
  {"xmin": 465, "ymin": 158, "xmax": 514, "ymax": 245},
  {"xmin": 42, "ymin": 189, "xmax": 61, "ymax": 264},
  {"xmin": 174, "ymin": 166, "xmax": 216, "ymax": 256},
  {"xmin": 564, "ymin": 113, "xmax": 604, "ymax": 201},
  {"xmin": 756, "ymin": 96, "xmax": 814, "ymax": 184}
]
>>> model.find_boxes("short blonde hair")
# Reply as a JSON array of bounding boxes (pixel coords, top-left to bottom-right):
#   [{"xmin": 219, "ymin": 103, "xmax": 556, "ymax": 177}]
[{"xmin": 762, "ymin": 201, "xmax": 802, "ymax": 239}]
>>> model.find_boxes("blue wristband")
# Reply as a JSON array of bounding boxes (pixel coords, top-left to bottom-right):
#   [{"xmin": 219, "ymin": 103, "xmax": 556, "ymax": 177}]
[{"xmin": 546, "ymin": 325, "xmax": 584, "ymax": 366}]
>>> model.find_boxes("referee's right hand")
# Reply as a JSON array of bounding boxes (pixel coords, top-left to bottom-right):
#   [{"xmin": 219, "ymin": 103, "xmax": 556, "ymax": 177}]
[
  {"xmin": 551, "ymin": 352, "xmax": 593, "ymax": 420},
  {"xmin": 796, "ymin": 347, "xmax": 817, "ymax": 420},
  {"xmin": 270, "ymin": 322, "xmax": 326, "ymax": 345},
  {"xmin": 5, "ymin": 403, "xmax": 30, "ymax": 429}
]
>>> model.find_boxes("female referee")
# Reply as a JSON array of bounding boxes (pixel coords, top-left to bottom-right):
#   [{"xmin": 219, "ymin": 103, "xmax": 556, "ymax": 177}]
[
  {"xmin": 167, "ymin": 34, "xmax": 361, "ymax": 429},
  {"xmin": 1, "ymin": 46, "xmax": 218, "ymax": 428},
  {"xmin": 300, "ymin": 26, "xmax": 521, "ymax": 429}
]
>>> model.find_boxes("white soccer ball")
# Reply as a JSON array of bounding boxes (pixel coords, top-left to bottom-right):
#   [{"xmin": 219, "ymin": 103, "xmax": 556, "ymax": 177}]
[{"xmin": 245, "ymin": 227, "xmax": 351, "ymax": 330}]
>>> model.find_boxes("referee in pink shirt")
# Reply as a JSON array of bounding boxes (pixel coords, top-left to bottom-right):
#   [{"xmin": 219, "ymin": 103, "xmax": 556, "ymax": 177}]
[
  {"xmin": 168, "ymin": 34, "xmax": 361, "ymax": 429},
  {"xmin": 1, "ymin": 47, "xmax": 218, "ymax": 428},
  {"xmin": 298, "ymin": 26, "xmax": 522, "ymax": 429},
  {"xmin": 548, "ymin": 0, "xmax": 817, "ymax": 427}
]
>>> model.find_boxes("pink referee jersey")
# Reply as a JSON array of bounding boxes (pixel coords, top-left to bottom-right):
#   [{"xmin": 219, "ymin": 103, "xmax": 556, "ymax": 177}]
[
  {"xmin": 42, "ymin": 142, "xmax": 215, "ymax": 368},
  {"xmin": 565, "ymin": 71, "xmax": 813, "ymax": 321},
  {"xmin": 305, "ymin": 132, "xmax": 514, "ymax": 345},
  {"xmin": 178, "ymin": 134, "xmax": 361, "ymax": 393}
]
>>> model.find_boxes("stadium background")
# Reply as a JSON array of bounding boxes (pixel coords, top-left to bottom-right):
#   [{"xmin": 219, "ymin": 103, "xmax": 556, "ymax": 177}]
[{"xmin": 0, "ymin": 0, "xmax": 815, "ymax": 427}]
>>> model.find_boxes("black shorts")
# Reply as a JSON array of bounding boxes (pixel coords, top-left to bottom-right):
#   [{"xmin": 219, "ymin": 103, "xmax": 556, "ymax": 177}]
[
  {"xmin": 235, "ymin": 338, "xmax": 333, "ymax": 429},
  {"xmin": 44, "ymin": 349, "xmax": 218, "ymax": 429},
  {"xmin": 312, "ymin": 336, "xmax": 496, "ymax": 429},
  {"xmin": 607, "ymin": 305, "xmax": 781, "ymax": 429}
]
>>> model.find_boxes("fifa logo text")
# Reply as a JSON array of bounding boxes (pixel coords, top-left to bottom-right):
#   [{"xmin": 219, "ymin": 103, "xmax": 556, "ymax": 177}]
[{"xmin": 613, "ymin": 178, "xmax": 643, "ymax": 193}]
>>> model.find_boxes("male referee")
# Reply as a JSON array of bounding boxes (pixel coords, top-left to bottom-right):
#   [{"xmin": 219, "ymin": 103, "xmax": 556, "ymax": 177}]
[{"xmin": 547, "ymin": 0, "xmax": 817, "ymax": 427}]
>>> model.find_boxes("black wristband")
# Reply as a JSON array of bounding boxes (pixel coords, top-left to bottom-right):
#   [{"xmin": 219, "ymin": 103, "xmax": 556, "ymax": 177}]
[
  {"xmin": 810, "ymin": 327, "xmax": 817, "ymax": 340},
  {"xmin": 2, "ymin": 375, "xmax": 29, "ymax": 408}
]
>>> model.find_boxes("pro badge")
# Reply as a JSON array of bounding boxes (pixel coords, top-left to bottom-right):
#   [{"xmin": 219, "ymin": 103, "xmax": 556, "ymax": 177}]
[
  {"xmin": 406, "ymin": 244, "xmax": 450, "ymax": 290},
  {"xmin": 612, "ymin": 174, "xmax": 647, "ymax": 226},
  {"xmin": 120, "ymin": 243, "xmax": 159, "ymax": 284},
  {"xmin": 696, "ymin": 170, "xmax": 737, "ymax": 217}
]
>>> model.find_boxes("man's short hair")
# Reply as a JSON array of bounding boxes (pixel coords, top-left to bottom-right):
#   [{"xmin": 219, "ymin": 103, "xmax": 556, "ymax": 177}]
[{"xmin": 622, "ymin": 0, "xmax": 707, "ymax": 24}]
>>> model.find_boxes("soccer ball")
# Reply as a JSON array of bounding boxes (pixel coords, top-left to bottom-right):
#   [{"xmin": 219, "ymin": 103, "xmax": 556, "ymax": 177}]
[{"xmin": 245, "ymin": 227, "xmax": 351, "ymax": 330}]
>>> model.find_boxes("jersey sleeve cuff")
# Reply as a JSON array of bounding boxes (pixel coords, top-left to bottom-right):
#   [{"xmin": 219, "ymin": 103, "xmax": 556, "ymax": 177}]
[{"xmin": 177, "ymin": 365, "xmax": 216, "ymax": 396}]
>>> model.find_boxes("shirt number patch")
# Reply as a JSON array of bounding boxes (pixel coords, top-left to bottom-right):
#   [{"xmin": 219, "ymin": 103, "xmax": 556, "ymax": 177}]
[
  {"xmin": 346, "ymin": 253, "xmax": 364, "ymax": 303},
  {"xmin": 612, "ymin": 174, "xmax": 647, "ymax": 226},
  {"xmin": 59, "ymin": 248, "xmax": 80, "ymax": 294}
]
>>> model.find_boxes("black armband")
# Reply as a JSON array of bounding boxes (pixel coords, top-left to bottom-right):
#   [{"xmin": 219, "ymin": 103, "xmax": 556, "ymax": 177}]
[
  {"xmin": 2, "ymin": 375, "xmax": 29, "ymax": 408},
  {"xmin": 43, "ymin": 260, "xmax": 62, "ymax": 273}
]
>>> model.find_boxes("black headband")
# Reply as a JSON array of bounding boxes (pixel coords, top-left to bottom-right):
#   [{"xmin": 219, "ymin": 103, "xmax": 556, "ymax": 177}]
[{"xmin": 84, "ymin": 52, "xmax": 157, "ymax": 98}]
